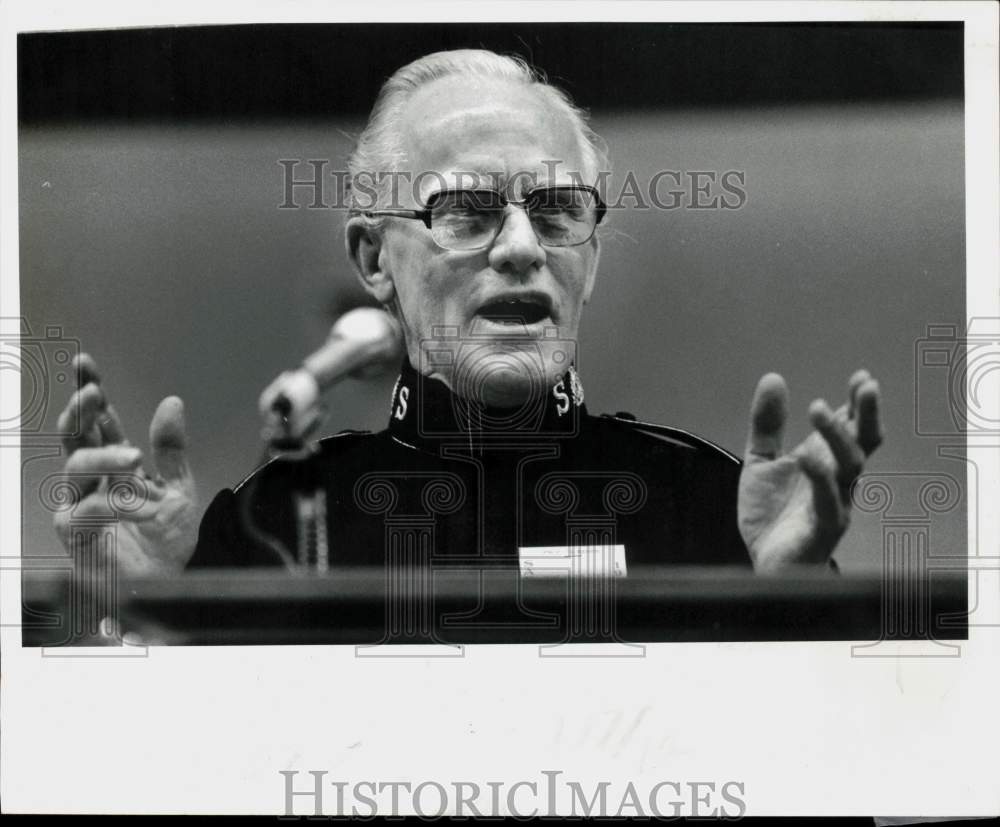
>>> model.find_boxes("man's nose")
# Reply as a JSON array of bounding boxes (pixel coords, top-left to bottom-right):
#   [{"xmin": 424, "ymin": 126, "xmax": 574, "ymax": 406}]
[{"xmin": 488, "ymin": 206, "xmax": 546, "ymax": 275}]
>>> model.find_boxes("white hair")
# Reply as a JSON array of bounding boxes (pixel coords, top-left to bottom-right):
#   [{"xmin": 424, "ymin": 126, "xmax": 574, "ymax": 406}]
[{"xmin": 346, "ymin": 48, "xmax": 609, "ymax": 215}]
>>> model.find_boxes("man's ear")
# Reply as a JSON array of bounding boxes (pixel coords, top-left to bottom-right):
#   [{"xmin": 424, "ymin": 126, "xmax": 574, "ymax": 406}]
[
  {"xmin": 346, "ymin": 217, "xmax": 395, "ymax": 304},
  {"xmin": 581, "ymin": 236, "xmax": 600, "ymax": 305}
]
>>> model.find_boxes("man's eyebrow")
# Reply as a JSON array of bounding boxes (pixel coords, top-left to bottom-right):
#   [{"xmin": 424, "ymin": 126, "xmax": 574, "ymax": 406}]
[
  {"xmin": 417, "ymin": 170, "xmax": 587, "ymax": 198},
  {"xmin": 417, "ymin": 169, "xmax": 504, "ymax": 193}
]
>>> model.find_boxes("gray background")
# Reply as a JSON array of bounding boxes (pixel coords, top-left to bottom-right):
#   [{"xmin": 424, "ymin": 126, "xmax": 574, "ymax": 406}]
[
  {"xmin": 19, "ymin": 103, "xmax": 967, "ymax": 568},
  {"xmin": 18, "ymin": 25, "xmax": 967, "ymax": 569}
]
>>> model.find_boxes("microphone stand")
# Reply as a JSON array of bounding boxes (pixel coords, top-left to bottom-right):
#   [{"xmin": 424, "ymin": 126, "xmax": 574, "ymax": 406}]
[
  {"xmin": 238, "ymin": 393, "xmax": 330, "ymax": 573},
  {"xmin": 243, "ymin": 308, "xmax": 402, "ymax": 573}
]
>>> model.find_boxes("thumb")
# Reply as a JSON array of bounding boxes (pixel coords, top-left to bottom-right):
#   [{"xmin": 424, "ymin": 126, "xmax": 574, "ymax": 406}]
[
  {"xmin": 746, "ymin": 372, "xmax": 788, "ymax": 459},
  {"xmin": 150, "ymin": 396, "xmax": 190, "ymax": 482}
]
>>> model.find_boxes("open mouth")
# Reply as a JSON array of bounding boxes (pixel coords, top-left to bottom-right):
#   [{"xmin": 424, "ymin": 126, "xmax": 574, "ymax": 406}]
[{"xmin": 475, "ymin": 298, "xmax": 551, "ymax": 325}]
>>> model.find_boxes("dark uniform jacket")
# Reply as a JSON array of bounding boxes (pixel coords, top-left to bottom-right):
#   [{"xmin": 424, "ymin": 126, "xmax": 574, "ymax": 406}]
[{"xmin": 189, "ymin": 360, "xmax": 751, "ymax": 571}]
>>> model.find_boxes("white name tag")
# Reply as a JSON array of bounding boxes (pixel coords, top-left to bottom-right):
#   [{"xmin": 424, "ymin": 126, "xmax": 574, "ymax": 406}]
[{"xmin": 518, "ymin": 545, "xmax": 627, "ymax": 578}]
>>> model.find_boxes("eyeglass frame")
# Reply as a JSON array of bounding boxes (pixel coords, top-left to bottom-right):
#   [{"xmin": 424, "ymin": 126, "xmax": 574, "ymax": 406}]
[{"xmin": 356, "ymin": 184, "xmax": 607, "ymax": 250}]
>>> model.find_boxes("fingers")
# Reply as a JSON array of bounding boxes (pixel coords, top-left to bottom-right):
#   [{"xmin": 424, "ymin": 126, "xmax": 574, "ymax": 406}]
[
  {"xmin": 97, "ymin": 403, "xmax": 128, "ymax": 445},
  {"xmin": 855, "ymin": 378, "xmax": 882, "ymax": 455},
  {"xmin": 58, "ymin": 382, "xmax": 105, "ymax": 453},
  {"xmin": 149, "ymin": 396, "xmax": 189, "ymax": 483},
  {"xmin": 844, "ymin": 369, "xmax": 883, "ymax": 455},
  {"xmin": 62, "ymin": 445, "xmax": 149, "ymax": 502},
  {"xmin": 809, "ymin": 398, "xmax": 866, "ymax": 490},
  {"xmin": 797, "ymin": 448, "xmax": 846, "ymax": 538},
  {"xmin": 54, "ymin": 357, "xmax": 180, "ymax": 537},
  {"xmin": 68, "ymin": 492, "xmax": 163, "ymax": 524},
  {"xmin": 59, "ymin": 354, "xmax": 128, "ymax": 451},
  {"xmin": 73, "ymin": 352, "xmax": 101, "ymax": 388},
  {"xmin": 746, "ymin": 372, "xmax": 788, "ymax": 460},
  {"xmin": 847, "ymin": 369, "xmax": 871, "ymax": 418}
]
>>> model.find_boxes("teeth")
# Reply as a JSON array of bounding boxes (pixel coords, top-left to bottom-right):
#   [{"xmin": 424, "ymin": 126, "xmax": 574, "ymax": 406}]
[{"xmin": 476, "ymin": 297, "xmax": 549, "ymax": 325}]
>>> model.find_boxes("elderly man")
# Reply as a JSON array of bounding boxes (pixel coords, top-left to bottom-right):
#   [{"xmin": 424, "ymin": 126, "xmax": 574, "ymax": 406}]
[{"xmin": 53, "ymin": 49, "xmax": 882, "ymax": 576}]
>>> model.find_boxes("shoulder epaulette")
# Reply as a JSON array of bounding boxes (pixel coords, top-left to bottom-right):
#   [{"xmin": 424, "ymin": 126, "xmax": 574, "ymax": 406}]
[
  {"xmin": 233, "ymin": 429, "xmax": 374, "ymax": 492},
  {"xmin": 599, "ymin": 412, "xmax": 741, "ymax": 465},
  {"xmin": 317, "ymin": 428, "xmax": 372, "ymax": 445}
]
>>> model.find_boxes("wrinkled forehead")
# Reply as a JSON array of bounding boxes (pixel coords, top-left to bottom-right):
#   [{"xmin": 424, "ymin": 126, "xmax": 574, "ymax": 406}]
[{"xmin": 398, "ymin": 76, "xmax": 589, "ymax": 202}]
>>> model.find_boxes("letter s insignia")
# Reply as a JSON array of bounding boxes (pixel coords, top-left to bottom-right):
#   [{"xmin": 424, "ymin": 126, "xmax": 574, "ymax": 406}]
[
  {"xmin": 553, "ymin": 380, "xmax": 570, "ymax": 416},
  {"xmin": 394, "ymin": 385, "xmax": 409, "ymax": 420}
]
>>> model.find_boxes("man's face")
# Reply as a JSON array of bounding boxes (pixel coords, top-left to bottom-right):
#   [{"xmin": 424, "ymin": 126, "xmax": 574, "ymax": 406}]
[{"xmin": 364, "ymin": 75, "xmax": 600, "ymax": 407}]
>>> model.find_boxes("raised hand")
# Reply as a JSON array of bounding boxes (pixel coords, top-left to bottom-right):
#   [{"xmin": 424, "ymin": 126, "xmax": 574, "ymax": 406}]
[
  {"xmin": 738, "ymin": 370, "xmax": 882, "ymax": 572},
  {"xmin": 53, "ymin": 354, "xmax": 199, "ymax": 575}
]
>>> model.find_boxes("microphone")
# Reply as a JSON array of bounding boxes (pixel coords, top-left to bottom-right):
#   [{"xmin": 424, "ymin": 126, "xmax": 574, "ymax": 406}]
[{"xmin": 259, "ymin": 307, "xmax": 403, "ymax": 446}]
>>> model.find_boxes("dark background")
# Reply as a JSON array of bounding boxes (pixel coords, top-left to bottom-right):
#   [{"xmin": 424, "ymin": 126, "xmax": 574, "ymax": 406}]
[
  {"xmin": 19, "ymin": 23, "xmax": 962, "ymax": 122},
  {"xmin": 18, "ymin": 23, "xmax": 967, "ymax": 567}
]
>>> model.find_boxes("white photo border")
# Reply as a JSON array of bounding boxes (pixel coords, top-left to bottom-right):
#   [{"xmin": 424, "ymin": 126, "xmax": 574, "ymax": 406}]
[{"xmin": 2, "ymin": 0, "xmax": 998, "ymax": 817}]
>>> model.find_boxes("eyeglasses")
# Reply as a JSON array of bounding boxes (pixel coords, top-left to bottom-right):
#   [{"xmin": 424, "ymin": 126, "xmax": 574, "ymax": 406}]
[{"xmin": 360, "ymin": 185, "xmax": 606, "ymax": 251}]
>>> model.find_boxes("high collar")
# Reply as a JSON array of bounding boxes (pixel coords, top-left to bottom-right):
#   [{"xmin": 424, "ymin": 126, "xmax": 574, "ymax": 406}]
[{"xmin": 387, "ymin": 358, "xmax": 587, "ymax": 454}]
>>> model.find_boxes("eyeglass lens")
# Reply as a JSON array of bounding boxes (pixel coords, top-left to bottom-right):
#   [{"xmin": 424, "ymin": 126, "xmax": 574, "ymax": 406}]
[{"xmin": 428, "ymin": 188, "xmax": 598, "ymax": 250}]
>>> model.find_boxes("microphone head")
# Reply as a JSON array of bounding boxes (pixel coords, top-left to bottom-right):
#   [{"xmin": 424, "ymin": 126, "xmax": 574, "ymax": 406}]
[{"xmin": 332, "ymin": 307, "xmax": 404, "ymax": 377}]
